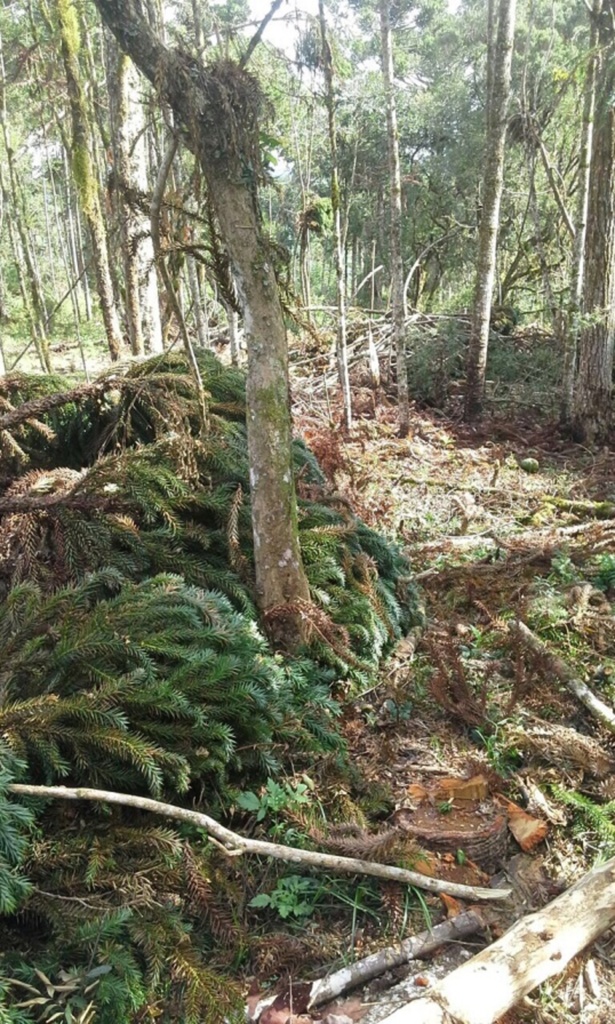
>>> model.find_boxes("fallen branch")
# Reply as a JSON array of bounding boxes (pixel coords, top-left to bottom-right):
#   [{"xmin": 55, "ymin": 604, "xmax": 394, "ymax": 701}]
[
  {"xmin": 307, "ymin": 910, "xmax": 485, "ymax": 1009},
  {"xmin": 8, "ymin": 785, "xmax": 511, "ymax": 902},
  {"xmin": 0, "ymin": 381, "xmax": 110, "ymax": 433},
  {"xmin": 0, "ymin": 493, "xmax": 121, "ymax": 515},
  {"xmin": 379, "ymin": 856, "xmax": 615, "ymax": 1023},
  {"xmin": 408, "ymin": 518, "xmax": 615, "ymax": 558},
  {"xmin": 543, "ymin": 495, "xmax": 615, "ymax": 520},
  {"xmin": 510, "ymin": 619, "xmax": 615, "ymax": 733}
]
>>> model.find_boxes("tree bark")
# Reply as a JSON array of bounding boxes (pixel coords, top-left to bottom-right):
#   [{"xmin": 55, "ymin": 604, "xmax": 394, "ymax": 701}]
[
  {"xmin": 379, "ymin": 857, "xmax": 615, "ymax": 1024},
  {"xmin": 56, "ymin": 0, "xmax": 123, "ymax": 362},
  {"xmin": 571, "ymin": 0, "xmax": 615, "ymax": 445},
  {"xmin": 464, "ymin": 0, "xmax": 516, "ymax": 420},
  {"xmin": 319, "ymin": 0, "xmax": 352, "ymax": 430},
  {"xmin": 380, "ymin": 0, "xmax": 410, "ymax": 437},
  {"xmin": 90, "ymin": 0, "xmax": 311, "ymax": 645}
]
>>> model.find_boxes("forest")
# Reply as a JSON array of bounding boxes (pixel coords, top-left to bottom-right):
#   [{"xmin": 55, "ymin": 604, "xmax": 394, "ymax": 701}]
[{"xmin": 1, "ymin": 0, "xmax": 615, "ymax": 1022}]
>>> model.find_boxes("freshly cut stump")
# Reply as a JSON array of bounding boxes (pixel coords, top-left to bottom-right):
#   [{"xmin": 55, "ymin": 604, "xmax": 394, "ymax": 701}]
[{"xmin": 398, "ymin": 805, "xmax": 508, "ymax": 872}]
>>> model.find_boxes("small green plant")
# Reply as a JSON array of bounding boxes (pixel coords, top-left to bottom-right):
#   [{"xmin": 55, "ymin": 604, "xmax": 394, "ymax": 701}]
[
  {"xmin": 382, "ymin": 697, "xmax": 413, "ymax": 722},
  {"xmin": 472, "ymin": 723, "xmax": 522, "ymax": 777},
  {"xmin": 437, "ymin": 799, "xmax": 453, "ymax": 814},
  {"xmin": 548, "ymin": 552, "xmax": 578, "ymax": 585},
  {"xmin": 456, "ymin": 849, "xmax": 467, "ymax": 866},
  {"xmin": 249, "ymin": 875, "xmax": 319, "ymax": 919},
  {"xmin": 235, "ymin": 777, "xmax": 313, "ymax": 823},
  {"xmin": 551, "ymin": 786, "xmax": 615, "ymax": 854},
  {"xmin": 459, "ymin": 625, "xmax": 490, "ymax": 658},
  {"xmin": 593, "ymin": 553, "xmax": 615, "ymax": 594}
]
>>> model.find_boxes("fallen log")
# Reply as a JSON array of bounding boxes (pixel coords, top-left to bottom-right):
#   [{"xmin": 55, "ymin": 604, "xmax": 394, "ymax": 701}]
[
  {"xmin": 8, "ymin": 785, "xmax": 511, "ymax": 902},
  {"xmin": 378, "ymin": 856, "xmax": 615, "ymax": 1024},
  {"xmin": 510, "ymin": 619, "xmax": 615, "ymax": 733},
  {"xmin": 307, "ymin": 910, "xmax": 485, "ymax": 1009}
]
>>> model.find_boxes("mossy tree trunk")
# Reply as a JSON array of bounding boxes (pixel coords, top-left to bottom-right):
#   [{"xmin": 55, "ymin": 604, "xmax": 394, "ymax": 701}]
[
  {"xmin": 464, "ymin": 0, "xmax": 516, "ymax": 420},
  {"xmin": 571, "ymin": 0, "xmax": 615, "ymax": 445},
  {"xmin": 91, "ymin": 0, "xmax": 311, "ymax": 646},
  {"xmin": 56, "ymin": 0, "xmax": 123, "ymax": 363}
]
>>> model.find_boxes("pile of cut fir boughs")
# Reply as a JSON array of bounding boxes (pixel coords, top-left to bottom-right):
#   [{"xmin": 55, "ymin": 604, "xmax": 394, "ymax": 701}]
[{"xmin": 2, "ymin": 348, "xmax": 615, "ymax": 1024}]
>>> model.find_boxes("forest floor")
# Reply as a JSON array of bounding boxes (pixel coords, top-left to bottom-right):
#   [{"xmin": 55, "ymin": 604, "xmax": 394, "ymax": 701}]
[
  {"xmin": 256, "ymin": 375, "xmax": 615, "ymax": 1024},
  {"xmin": 11, "ymin": 326, "xmax": 615, "ymax": 1022}
]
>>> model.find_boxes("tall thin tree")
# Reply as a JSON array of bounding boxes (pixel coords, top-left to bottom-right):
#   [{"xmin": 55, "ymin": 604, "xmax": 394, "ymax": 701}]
[
  {"xmin": 107, "ymin": 45, "xmax": 163, "ymax": 355},
  {"xmin": 571, "ymin": 0, "xmax": 615, "ymax": 444},
  {"xmin": 319, "ymin": 0, "xmax": 352, "ymax": 430},
  {"xmin": 380, "ymin": 0, "xmax": 409, "ymax": 437},
  {"xmin": 91, "ymin": 0, "xmax": 312, "ymax": 648},
  {"xmin": 464, "ymin": 0, "xmax": 517, "ymax": 420},
  {"xmin": 561, "ymin": 0, "xmax": 599, "ymax": 425},
  {"xmin": 56, "ymin": 0, "xmax": 123, "ymax": 362}
]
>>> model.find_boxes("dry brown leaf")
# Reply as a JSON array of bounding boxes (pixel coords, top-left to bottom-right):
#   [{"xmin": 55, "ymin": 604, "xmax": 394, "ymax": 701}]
[
  {"xmin": 439, "ymin": 892, "xmax": 464, "ymax": 917},
  {"xmin": 499, "ymin": 797, "xmax": 548, "ymax": 851},
  {"xmin": 406, "ymin": 783, "xmax": 429, "ymax": 803}
]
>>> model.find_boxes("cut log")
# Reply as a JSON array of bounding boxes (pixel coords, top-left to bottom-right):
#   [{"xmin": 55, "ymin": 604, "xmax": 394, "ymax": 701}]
[{"xmin": 378, "ymin": 856, "xmax": 615, "ymax": 1024}]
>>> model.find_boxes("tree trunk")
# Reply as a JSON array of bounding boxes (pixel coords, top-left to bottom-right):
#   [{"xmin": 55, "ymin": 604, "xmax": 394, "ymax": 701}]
[
  {"xmin": 0, "ymin": 31, "xmax": 51, "ymax": 371},
  {"xmin": 108, "ymin": 49, "xmax": 163, "ymax": 354},
  {"xmin": 379, "ymin": 857, "xmax": 615, "ymax": 1024},
  {"xmin": 226, "ymin": 304, "xmax": 242, "ymax": 366},
  {"xmin": 186, "ymin": 247, "xmax": 210, "ymax": 348},
  {"xmin": 0, "ymin": 167, "xmax": 49, "ymax": 372},
  {"xmin": 464, "ymin": 0, "xmax": 516, "ymax": 420},
  {"xmin": 571, "ymin": 0, "xmax": 615, "ymax": 445},
  {"xmin": 561, "ymin": 0, "xmax": 599, "ymax": 424},
  {"xmin": 319, "ymin": 0, "xmax": 352, "ymax": 430},
  {"xmin": 56, "ymin": 0, "xmax": 123, "ymax": 363},
  {"xmin": 380, "ymin": 0, "xmax": 409, "ymax": 437},
  {"xmin": 91, "ymin": 0, "xmax": 311, "ymax": 646}
]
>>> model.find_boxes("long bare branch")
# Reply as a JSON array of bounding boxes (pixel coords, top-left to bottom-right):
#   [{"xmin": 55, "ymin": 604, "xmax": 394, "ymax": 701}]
[
  {"xmin": 307, "ymin": 910, "xmax": 485, "ymax": 1008},
  {"xmin": 8, "ymin": 784, "xmax": 511, "ymax": 902},
  {"xmin": 240, "ymin": 0, "xmax": 285, "ymax": 68}
]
